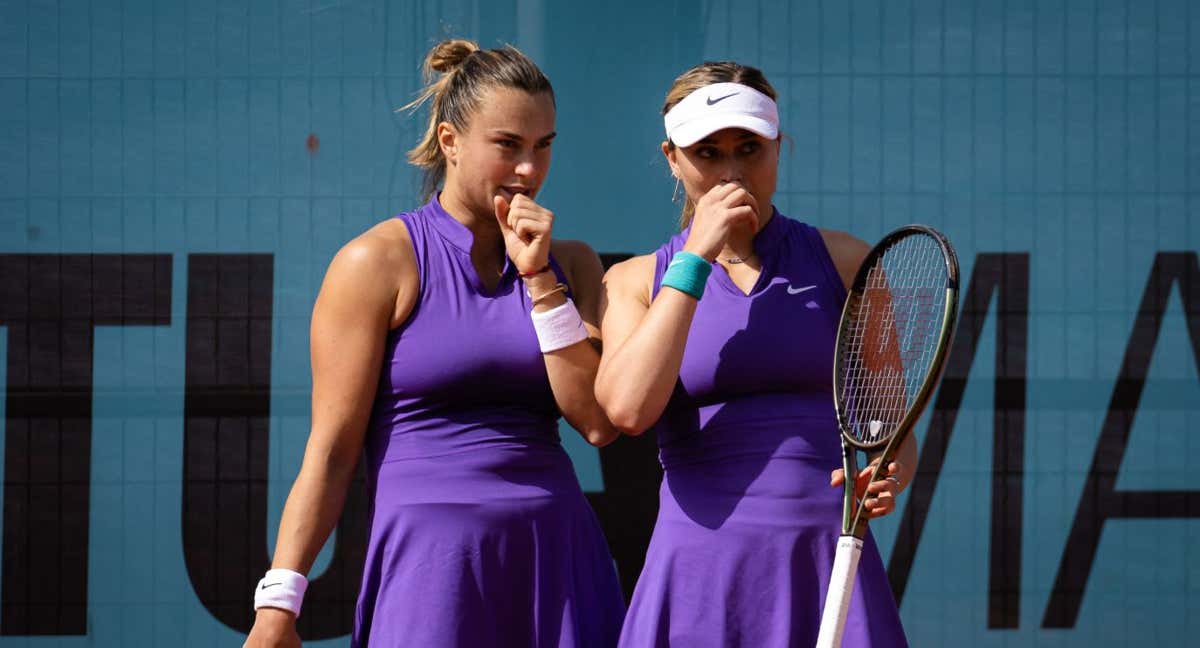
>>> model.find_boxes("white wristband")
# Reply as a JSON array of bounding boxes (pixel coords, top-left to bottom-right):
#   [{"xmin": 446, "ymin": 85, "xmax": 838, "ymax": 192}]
[
  {"xmin": 254, "ymin": 568, "xmax": 308, "ymax": 618},
  {"xmin": 531, "ymin": 298, "xmax": 589, "ymax": 353}
]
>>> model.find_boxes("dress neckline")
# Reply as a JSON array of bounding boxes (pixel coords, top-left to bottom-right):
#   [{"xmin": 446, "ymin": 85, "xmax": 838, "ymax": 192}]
[{"xmin": 424, "ymin": 195, "xmax": 515, "ymax": 296}]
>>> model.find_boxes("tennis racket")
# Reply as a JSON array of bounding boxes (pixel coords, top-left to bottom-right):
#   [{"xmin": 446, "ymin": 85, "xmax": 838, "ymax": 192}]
[{"xmin": 815, "ymin": 225, "xmax": 960, "ymax": 648}]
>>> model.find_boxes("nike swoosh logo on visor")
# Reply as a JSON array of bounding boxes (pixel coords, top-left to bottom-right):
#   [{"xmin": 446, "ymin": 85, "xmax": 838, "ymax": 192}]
[{"xmin": 706, "ymin": 92, "xmax": 739, "ymax": 105}]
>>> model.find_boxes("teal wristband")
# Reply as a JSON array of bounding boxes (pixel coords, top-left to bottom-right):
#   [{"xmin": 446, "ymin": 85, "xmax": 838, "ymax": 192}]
[{"xmin": 660, "ymin": 251, "xmax": 712, "ymax": 300}]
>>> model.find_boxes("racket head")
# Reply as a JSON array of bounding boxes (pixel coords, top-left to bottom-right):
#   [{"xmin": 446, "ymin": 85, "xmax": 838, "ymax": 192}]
[{"xmin": 832, "ymin": 225, "xmax": 960, "ymax": 452}]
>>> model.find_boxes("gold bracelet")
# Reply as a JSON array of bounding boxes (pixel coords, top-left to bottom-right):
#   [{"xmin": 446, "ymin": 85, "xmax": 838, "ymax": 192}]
[{"xmin": 528, "ymin": 282, "xmax": 568, "ymax": 306}]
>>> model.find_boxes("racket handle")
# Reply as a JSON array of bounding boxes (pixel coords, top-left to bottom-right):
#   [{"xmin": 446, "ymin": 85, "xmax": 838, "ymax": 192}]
[{"xmin": 816, "ymin": 535, "xmax": 864, "ymax": 648}]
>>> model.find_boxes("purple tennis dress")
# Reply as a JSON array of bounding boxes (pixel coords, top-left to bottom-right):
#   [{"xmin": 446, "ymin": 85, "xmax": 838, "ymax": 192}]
[
  {"xmin": 352, "ymin": 197, "xmax": 625, "ymax": 647},
  {"xmin": 618, "ymin": 210, "xmax": 907, "ymax": 647}
]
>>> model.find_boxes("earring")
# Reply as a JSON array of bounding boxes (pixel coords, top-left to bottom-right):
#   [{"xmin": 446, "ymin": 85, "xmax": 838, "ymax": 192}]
[{"xmin": 672, "ymin": 178, "xmax": 681, "ymax": 203}]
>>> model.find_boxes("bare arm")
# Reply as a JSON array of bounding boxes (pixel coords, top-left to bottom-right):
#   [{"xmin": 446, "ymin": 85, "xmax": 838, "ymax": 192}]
[
  {"xmin": 534, "ymin": 240, "xmax": 619, "ymax": 447},
  {"xmin": 246, "ymin": 223, "xmax": 415, "ymax": 645},
  {"xmin": 268, "ymin": 244, "xmax": 394, "ymax": 574},
  {"xmin": 594, "ymin": 255, "xmax": 699, "ymax": 434}
]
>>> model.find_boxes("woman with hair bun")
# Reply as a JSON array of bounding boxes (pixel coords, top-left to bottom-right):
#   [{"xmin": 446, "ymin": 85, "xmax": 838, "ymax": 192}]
[{"xmin": 243, "ymin": 39, "xmax": 625, "ymax": 648}]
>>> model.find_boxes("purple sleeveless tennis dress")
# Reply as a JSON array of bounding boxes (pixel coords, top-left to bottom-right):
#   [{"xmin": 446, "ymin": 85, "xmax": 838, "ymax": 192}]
[
  {"xmin": 618, "ymin": 210, "xmax": 907, "ymax": 647},
  {"xmin": 351, "ymin": 197, "xmax": 625, "ymax": 647}
]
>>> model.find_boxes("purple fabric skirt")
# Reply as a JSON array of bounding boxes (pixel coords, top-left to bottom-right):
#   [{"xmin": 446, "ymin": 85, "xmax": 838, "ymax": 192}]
[
  {"xmin": 619, "ymin": 416, "xmax": 907, "ymax": 648},
  {"xmin": 353, "ymin": 444, "xmax": 624, "ymax": 647}
]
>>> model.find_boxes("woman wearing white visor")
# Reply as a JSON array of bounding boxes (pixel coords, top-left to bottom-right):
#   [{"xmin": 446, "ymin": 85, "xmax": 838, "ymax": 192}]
[{"xmin": 596, "ymin": 62, "xmax": 911, "ymax": 646}]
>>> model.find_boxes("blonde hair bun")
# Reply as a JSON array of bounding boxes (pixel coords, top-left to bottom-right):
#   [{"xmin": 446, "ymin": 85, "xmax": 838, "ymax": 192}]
[{"xmin": 425, "ymin": 39, "xmax": 480, "ymax": 75}]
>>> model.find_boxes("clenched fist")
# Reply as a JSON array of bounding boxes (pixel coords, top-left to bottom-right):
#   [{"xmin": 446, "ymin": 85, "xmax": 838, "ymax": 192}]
[
  {"xmin": 682, "ymin": 182, "xmax": 759, "ymax": 262},
  {"xmin": 495, "ymin": 193, "xmax": 554, "ymax": 275}
]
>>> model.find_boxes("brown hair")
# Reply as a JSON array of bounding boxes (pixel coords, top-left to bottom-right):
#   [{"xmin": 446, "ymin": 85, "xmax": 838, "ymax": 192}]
[
  {"xmin": 404, "ymin": 39, "xmax": 554, "ymax": 199},
  {"xmin": 662, "ymin": 61, "xmax": 778, "ymax": 228}
]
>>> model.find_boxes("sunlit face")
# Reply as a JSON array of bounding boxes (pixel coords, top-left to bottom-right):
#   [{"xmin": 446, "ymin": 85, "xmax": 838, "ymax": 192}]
[
  {"xmin": 663, "ymin": 127, "xmax": 780, "ymax": 222},
  {"xmin": 440, "ymin": 86, "xmax": 556, "ymax": 215}
]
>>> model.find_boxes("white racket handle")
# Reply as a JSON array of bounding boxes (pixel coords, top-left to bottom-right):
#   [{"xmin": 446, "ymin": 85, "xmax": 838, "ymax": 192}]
[{"xmin": 816, "ymin": 535, "xmax": 864, "ymax": 648}]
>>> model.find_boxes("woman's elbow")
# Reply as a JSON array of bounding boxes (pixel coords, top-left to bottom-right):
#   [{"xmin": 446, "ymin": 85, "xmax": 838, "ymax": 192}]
[
  {"xmin": 577, "ymin": 410, "xmax": 638, "ymax": 446},
  {"xmin": 595, "ymin": 381, "xmax": 656, "ymax": 436},
  {"xmin": 583, "ymin": 426, "xmax": 621, "ymax": 448},
  {"xmin": 600, "ymin": 403, "xmax": 653, "ymax": 437}
]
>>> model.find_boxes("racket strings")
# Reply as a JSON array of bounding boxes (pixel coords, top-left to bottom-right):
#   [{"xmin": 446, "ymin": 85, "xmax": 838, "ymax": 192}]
[{"xmin": 840, "ymin": 234, "xmax": 948, "ymax": 446}]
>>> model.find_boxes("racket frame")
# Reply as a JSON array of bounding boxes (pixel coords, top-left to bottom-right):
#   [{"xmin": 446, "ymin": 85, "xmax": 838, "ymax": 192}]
[{"xmin": 831, "ymin": 224, "xmax": 960, "ymax": 538}]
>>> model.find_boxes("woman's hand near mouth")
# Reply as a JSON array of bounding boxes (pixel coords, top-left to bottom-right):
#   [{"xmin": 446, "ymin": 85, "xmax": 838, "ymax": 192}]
[{"xmin": 494, "ymin": 192, "xmax": 554, "ymax": 276}]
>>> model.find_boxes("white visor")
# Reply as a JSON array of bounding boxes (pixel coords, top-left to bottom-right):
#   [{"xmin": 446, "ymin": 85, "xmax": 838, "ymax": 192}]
[{"xmin": 663, "ymin": 82, "xmax": 779, "ymax": 147}]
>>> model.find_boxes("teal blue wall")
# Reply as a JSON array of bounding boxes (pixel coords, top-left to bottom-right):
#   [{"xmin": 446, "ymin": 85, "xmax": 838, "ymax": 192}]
[{"xmin": 1, "ymin": 0, "xmax": 1199, "ymax": 645}]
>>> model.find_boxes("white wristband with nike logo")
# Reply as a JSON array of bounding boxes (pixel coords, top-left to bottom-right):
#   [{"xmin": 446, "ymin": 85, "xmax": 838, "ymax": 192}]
[{"xmin": 254, "ymin": 568, "xmax": 308, "ymax": 617}]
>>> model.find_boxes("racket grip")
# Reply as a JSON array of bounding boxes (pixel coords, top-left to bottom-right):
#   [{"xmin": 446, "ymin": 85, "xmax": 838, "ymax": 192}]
[{"xmin": 816, "ymin": 535, "xmax": 864, "ymax": 648}]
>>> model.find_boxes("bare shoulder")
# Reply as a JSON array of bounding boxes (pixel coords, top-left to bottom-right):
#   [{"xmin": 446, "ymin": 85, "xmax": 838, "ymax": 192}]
[
  {"xmin": 321, "ymin": 218, "xmax": 418, "ymax": 327},
  {"xmin": 550, "ymin": 239, "xmax": 603, "ymax": 277},
  {"xmin": 550, "ymin": 238, "xmax": 597, "ymax": 258},
  {"xmin": 818, "ymin": 227, "xmax": 872, "ymax": 258},
  {"xmin": 818, "ymin": 228, "xmax": 872, "ymax": 290},
  {"xmin": 603, "ymin": 253, "xmax": 657, "ymax": 307},
  {"xmin": 604, "ymin": 253, "xmax": 657, "ymax": 284},
  {"xmin": 329, "ymin": 218, "xmax": 412, "ymax": 280}
]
